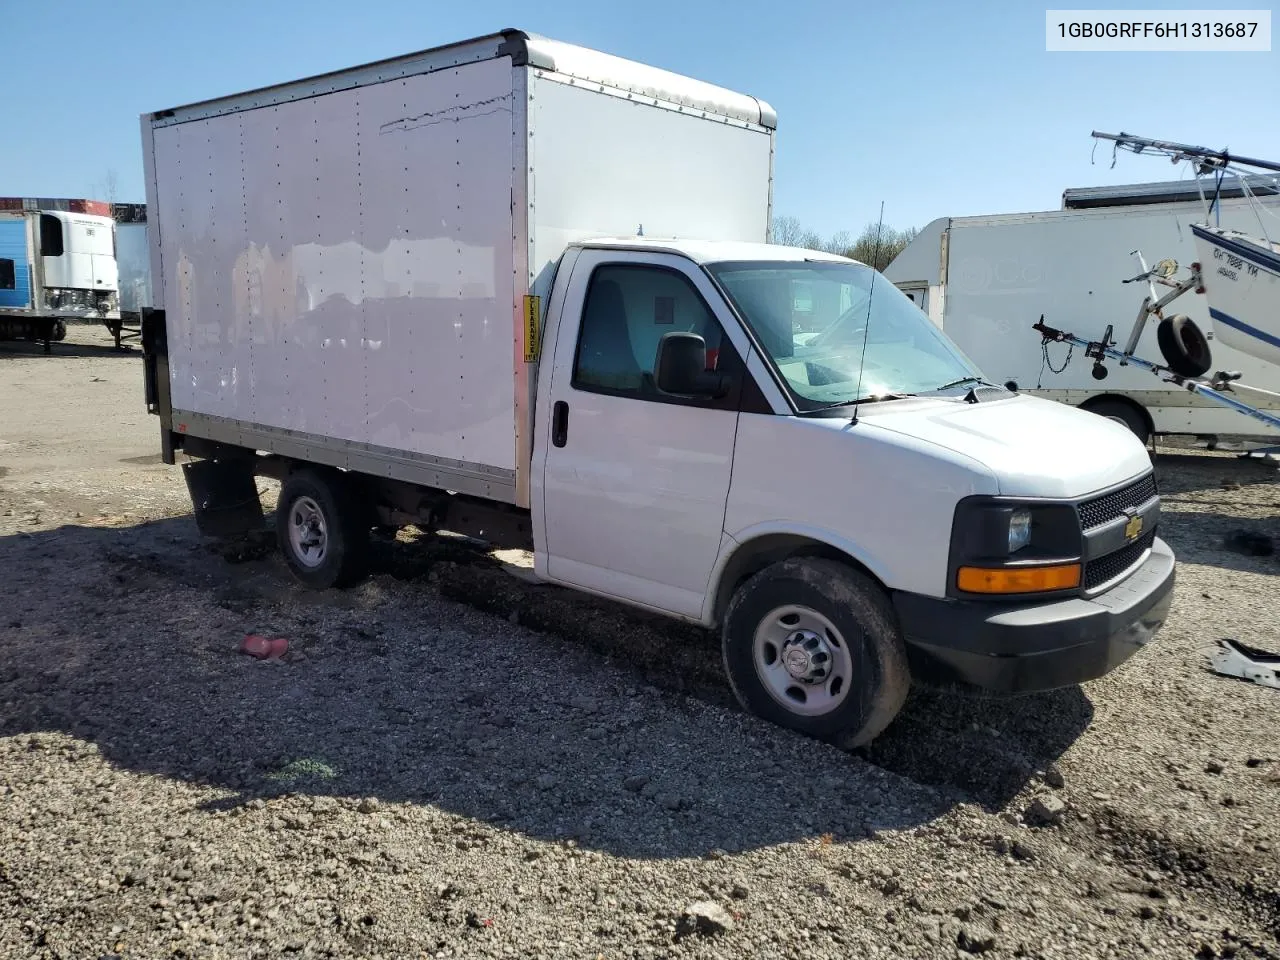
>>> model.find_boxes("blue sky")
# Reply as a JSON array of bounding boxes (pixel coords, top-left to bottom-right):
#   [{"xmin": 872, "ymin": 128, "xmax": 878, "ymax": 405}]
[{"xmin": 3, "ymin": 0, "xmax": 1275, "ymax": 237}]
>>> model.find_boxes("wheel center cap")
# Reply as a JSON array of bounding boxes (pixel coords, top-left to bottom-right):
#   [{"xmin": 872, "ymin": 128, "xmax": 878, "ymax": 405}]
[
  {"xmin": 781, "ymin": 630, "xmax": 831, "ymax": 683},
  {"xmin": 783, "ymin": 647, "xmax": 812, "ymax": 677}
]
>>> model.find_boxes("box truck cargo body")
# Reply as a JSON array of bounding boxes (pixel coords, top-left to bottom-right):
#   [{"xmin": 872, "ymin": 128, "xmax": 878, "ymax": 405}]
[
  {"xmin": 883, "ymin": 181, "xmax": 1280, "ymax": 444},
  {"xmin": 141, "ymin": 32, "xmax": 774, "ymax": 507},
  {"xmin": 142, "ymin": 29, "xmax": 1175, "ymax": 747}
]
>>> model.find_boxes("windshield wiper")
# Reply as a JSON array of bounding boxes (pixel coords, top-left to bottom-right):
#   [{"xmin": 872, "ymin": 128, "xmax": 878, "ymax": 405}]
[
  {"xmin": 932, "ymin": 376, "xmax": 996, "ymax": 391},
  {"xmin": 797, "ymin": 394, "xmax": 912, "ymax": 415}
]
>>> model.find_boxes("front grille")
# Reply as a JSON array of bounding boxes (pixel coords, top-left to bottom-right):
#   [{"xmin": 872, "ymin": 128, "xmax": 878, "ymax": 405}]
[
  {"xmin": 1084, "ymin": 529, "xmax": 1156, "ymax": 590},
  {"xmin": 1078, "ymin": 473, "xmax": 1158, "ymax": 531}
]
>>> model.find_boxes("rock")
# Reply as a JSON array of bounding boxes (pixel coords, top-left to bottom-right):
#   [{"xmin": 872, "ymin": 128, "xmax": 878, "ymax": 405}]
[
  {"xmin": 1011, "ymin": 841, "xmax": 1037, "ymax": 862},
  {"xmin": 678, "ymin": 901, "xmax": 734, "ymax": 937},
  {"xmin": 957, "ymin": 923, "xmax": 998, "ymax": 954},
  {"xmin": 1205, "ymin": 760, "xmax": 1225, "ymax": 775},
  {"xmin": 570, "ymin": 695, "xmax": 598, "ymax": 714},
  {"xmin": 1042, "ymin": 766, "xmax": 1066, "ymax": 789},
  {"xmin": 623, "ymin": 775, "xmax": 650, "ymax": 793},
  {"xmin": 535, "ymin": 774, "xmax": 557, "ymax": 791},
  {"xmin": 660, "ymin": 793, "xmax": 683, "ymax": 812},
  {"xmin": 1025, "ymin": 794, "xmax": 1067, "ymax": 827},
  {"xmin": 730, "ymin": 882, "xmax": 750, "ymax": 901},
  {"xmin": 357, "ymin": 798, "xmax": 379, "ymax": 814}
]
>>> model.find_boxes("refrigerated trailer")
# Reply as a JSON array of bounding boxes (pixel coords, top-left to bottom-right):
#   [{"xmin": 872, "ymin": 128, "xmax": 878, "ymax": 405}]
[
  {"xmin": 0, "ymin": 207, "xmax": 121, "ymax": 351},
  {"xmin": 141, "ymin": 28, "xmax": 1175, "ymax": 747},
  {"xmin": 883, "ymin": 179, "xmax": 1280, "ymax": 445}
]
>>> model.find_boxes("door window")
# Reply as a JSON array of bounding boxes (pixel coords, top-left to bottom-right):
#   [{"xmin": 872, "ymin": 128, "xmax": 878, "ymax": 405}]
[{"xmin": 571, "ymin": 264, "xmax": 730, "ymax": 399}]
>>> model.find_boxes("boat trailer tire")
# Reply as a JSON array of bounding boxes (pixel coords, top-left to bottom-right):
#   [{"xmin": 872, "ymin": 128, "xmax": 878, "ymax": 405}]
[
  {"xmin": 1157, "ymin": 314, "xmax": 1212, "ymax": 378},
  {"xmin": 275, "ymin": 468, "xmax": 370, "ymax": 589},
  {"xmin": 1081, "ymin": 398, "xmax": 1151, "ymax": 446},
  {"xmin": 51, "ymin": 320, "xmax": 67, "ymax": 342},
  {"xmin": 721, "ymin": 557, "xmax": 910, "ymax": 748}
]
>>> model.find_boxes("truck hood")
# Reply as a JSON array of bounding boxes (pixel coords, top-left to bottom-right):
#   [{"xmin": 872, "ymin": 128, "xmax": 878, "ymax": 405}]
[{"xmin": 859, "ymin": 393, "xmax": 1152, "ymax": 498}]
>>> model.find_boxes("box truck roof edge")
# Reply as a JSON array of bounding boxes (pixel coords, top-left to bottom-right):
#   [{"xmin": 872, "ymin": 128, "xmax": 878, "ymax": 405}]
[{"xmin": 143, "ymin": 28, "xmax": 776, "ymax": 131}]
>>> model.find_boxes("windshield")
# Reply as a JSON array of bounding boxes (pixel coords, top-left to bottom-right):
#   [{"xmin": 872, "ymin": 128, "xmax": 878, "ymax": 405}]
[{"xmin": 706, "ymin": 260, "xmax": 983, "ymax": 411}]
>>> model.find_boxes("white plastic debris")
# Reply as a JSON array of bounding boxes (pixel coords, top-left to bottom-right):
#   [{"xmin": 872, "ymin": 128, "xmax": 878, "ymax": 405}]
[{"xmin": 1210, "ymin": 638, "xmax": 1280, "ymax": 691}]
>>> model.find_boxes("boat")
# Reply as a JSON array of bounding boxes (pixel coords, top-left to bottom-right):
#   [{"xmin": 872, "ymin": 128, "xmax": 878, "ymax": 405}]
[
  {"xmin": 1093, "ymin": 131, "xmax": 1280, "ymax": 368},
  {"xmin": 1189, "ymin": 221, "xmax": 1280, "ymax": 367}
]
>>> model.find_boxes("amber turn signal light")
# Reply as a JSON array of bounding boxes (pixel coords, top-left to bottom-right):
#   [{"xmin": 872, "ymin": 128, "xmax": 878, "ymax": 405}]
[{"xmin": 956, "ymin": 563, "xmax": 1082, "ymax": 594}]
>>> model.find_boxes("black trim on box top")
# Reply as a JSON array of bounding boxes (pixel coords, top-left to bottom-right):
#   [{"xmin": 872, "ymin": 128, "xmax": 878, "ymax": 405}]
[{"xmin": 497, "ymin": 31, "xmax": 556, "ymax": 69}]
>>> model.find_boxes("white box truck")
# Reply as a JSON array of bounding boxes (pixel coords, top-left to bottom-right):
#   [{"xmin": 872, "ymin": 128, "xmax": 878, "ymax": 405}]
[
  {"xmin": 139, "ymin": 29, "xmax": 1175, "ymax": 746},
  {"xmin": 883, "ymin": 178, "xmax": 1280, "ymax": 446}
]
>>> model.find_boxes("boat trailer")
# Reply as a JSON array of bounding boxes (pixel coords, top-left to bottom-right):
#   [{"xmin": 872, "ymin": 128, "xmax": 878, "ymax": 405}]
[
  {"xmin": 1032, "ymin": 248, "xmax": 1280, "ymax": 445},
  {"xmin": 1033, "ymin": 313, "xmax": 1280, "ymax": 439}
]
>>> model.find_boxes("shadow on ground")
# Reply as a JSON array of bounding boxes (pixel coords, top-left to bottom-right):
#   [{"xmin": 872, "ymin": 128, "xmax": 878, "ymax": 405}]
[
  {"xmin": 0, "ymin": 336, "xmax": 138, "ymax": 360},
  {"xmin": 1153, "ymin": 451, "xmax": 1278, "ymax": 496},
  {"xmin": 0, "ymin": 515, "xmax": 1094, "ymax": 859}
]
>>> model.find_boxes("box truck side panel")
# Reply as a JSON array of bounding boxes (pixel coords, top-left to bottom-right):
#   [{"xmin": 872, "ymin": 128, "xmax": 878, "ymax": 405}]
[
  {"xmin": 0, "ymin": 217, "xmax": 31, "ymax": 309},
  {"xmin": 152, "ymin": 56, "xmax": 520, "ymax": 482},
  {"xmin": 526, "ymin": 73, "xmax": 773, "ymax": 301}
]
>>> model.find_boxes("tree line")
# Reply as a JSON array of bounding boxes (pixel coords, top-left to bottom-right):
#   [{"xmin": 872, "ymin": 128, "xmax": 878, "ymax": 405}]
[{"xmin": 767, "ymin": 216, "xmax": 918, "ymax": 272}]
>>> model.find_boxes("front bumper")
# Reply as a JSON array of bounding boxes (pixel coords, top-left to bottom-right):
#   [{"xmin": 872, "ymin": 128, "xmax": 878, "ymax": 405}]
[{"xmin": 893, "ymin": 537, "xmax": 1175, "ymax": 694}]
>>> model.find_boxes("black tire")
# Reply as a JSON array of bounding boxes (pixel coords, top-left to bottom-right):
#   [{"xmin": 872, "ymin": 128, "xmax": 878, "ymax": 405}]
[
  {"xmin": 50, "ymin": 320, "xmax": 67, "ymax": 342},
  {"xmin": 722, "ymin": 557, "xmax": 910, "ymax": 748},
  {"xmin": 1080, "ymin": 398, "xmax": 1151, "ymax": 446},
  {"xmin": 275, "ymin": 468, "xmax": 370, "ymax": 589},
  {"xmin": 1156, "ymin": 314, "xmax": 1212, "ymax": 378}
]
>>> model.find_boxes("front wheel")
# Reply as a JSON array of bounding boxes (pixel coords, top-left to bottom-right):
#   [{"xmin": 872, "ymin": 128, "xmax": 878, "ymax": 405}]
[
  {"xmin": 722, "ymin": 557, "xmax": 910, "ymax": 748},
  {"xmin": 275, "ymin": 468, "xmax": 370, "ymax": 589}
]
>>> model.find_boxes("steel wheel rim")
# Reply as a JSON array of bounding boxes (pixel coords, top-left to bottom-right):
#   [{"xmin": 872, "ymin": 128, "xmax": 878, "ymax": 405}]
[
  {"xmin": 288, "ymin": 495, "xmax": 328, "ymax": 568},
  {"xmin": 752, "ymin": 604, "xmax": 853, "ymax": 717}
]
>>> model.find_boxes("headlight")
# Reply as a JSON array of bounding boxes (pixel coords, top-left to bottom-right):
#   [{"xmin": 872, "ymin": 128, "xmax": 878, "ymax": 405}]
[
  {"xmin": 948, "ymin": 497, "xmax": 1084, "ymax": 598},
  {"xmin": 1008, "ymin": 508, "xmax": 1032, "ymax": 553}
]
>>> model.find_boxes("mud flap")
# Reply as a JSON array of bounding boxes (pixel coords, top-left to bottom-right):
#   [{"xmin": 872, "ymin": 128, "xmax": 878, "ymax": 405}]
[
  {"xmin": 182, "ymin": 457, "xmax": 265, "ymax": 538},
  {"xmin": 140, "ymin": 307, "xmax": 177, "ymax": 463}
]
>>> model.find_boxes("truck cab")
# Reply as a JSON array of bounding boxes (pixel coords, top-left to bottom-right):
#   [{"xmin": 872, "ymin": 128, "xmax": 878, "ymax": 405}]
[{"xmin": 528, "ymin": 237, "xmax": 1174, "ymax": 744}]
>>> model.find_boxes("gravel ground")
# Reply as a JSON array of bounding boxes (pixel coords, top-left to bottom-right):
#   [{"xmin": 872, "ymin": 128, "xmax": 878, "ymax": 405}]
[{"xmin": 1, "ymin": 327, "xmax": 1278, "ymax": 960}]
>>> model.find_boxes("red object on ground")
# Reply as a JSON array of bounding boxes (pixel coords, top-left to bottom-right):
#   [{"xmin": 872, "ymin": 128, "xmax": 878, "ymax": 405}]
[{"xmin": 240, "ymin": 634, "xmax": 288, "ymax": 659}]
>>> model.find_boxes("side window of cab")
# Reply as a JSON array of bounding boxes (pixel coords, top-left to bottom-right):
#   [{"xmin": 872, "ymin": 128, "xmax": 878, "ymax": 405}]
[{"xmin": 571, "ymin": 264, "xmax": 736, "ymax": 402}]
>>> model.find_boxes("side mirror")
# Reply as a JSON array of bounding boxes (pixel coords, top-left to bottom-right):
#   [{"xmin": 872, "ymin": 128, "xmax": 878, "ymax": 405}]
[{"xmin": 654, "ymin": 332, "xmax": 730, "ymax": 398}]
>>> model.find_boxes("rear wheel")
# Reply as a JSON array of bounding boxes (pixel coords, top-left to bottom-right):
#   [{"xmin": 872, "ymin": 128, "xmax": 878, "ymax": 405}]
[
  {"xmin": 721, "ymin": 557, "xmax": 910, "ymax": 748},
  {"xmin": 275, "ymin": 468, "xmax": 369, "ymax": 589},
  {"xmin": 1081, "ymin": 398, "xmax": 1151, "ymax": 446},
  {"xmin": 50, "ymin": 320, "xmax": 67, "ymax": 342}
]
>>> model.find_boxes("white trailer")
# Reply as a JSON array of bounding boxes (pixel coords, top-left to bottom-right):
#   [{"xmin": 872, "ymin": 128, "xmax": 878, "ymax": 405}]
[
  {"xmin": 0, "ymin": 207, "xmax": 121, "ymax": 350},
  {"xmin": 141, "ymin": 29, "xmax": 1176, "ymax": 747},
  {"xmin": 883, "ymin": 179, "xmax": 1280, "ymax": 445}
]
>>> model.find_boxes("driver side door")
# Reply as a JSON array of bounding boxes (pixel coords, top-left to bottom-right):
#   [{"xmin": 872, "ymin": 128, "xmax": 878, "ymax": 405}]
[{"xmin": 536, "ymin": 248, "xmax": 753, "ymax": 619}]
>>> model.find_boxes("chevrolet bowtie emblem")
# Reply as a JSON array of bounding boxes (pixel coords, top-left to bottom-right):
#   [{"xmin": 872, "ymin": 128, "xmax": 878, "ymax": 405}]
[{"xmin": 1124, "ymin": 514, "xmax": 1144, "ymax": 540}]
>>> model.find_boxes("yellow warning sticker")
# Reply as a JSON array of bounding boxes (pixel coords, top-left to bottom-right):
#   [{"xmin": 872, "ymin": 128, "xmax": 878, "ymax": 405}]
[{"xmin": 523, "ymin": 294, "xmax": 541, "ymax": 362}]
